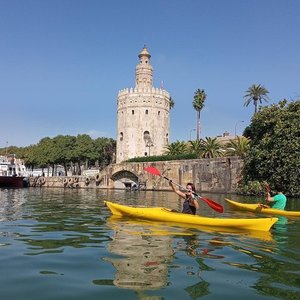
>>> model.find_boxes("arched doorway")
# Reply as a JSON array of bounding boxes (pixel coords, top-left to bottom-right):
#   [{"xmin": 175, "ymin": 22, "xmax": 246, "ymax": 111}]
[{"xmin": 111, "ymin": 170, "xmax": 139, "ymax": 190}]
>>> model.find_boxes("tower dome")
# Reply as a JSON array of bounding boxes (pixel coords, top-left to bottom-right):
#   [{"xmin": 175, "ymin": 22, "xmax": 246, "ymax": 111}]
[{"xmin": 138, "ymin": 46, "xmax": 151, "ymax": 59}]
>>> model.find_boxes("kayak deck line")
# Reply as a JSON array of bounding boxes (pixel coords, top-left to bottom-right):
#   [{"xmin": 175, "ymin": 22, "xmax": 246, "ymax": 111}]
[
  {"xmin": 225, "ymin": 199, "xmax": 300, "ymax": 217},
  {"xmin": 104, "ymin": 201, "xmax": 278, "ymax": 232}
]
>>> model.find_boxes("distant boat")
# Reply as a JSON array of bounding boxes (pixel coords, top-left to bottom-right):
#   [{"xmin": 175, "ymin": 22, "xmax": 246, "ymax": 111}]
[{"xmin": 0, "ymin": 155, "xmax": 28, "ymax": 188}]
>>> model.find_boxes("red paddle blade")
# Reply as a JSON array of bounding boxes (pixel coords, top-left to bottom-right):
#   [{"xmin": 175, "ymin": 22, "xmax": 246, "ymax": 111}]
[
  {"xmin": 200, "ymin": 196, "xmax": 224, "ymax": 213},
  {"xmin": 144, "ymin": 166, "xmax": 161, "ymax": 176}
]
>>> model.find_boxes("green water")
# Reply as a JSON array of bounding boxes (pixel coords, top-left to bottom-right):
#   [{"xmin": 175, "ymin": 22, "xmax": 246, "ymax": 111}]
[{"xmin": 0, "ymin": 188, "xmax": 299, "ymax": 300}]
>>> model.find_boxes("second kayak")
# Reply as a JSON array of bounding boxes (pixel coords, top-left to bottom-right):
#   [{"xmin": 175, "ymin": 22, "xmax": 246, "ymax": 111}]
[{"xmin": 226, "ymin": 199, "xmax": 300, "ymax": 217}]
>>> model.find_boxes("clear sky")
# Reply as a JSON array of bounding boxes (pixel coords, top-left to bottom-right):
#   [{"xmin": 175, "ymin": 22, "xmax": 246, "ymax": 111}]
[{"xmin": 1, "ymin": 0, "xmax": 299, "ymax": 148}]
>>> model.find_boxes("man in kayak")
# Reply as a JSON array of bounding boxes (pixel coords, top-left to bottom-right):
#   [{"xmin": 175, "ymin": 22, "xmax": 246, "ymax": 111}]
[
  {"xmin": 169, "ymin": 181, "xmax": 199, "ymax": 215},
  {"xmin": 264, "ymin": 185, "xmax": 287, "ymax": 210}
]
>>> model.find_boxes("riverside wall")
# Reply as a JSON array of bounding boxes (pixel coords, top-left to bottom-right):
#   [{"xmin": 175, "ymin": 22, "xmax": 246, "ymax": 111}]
[{"xmin": 29, "ymin": 157, "xmax": 243, "ymax": 194}]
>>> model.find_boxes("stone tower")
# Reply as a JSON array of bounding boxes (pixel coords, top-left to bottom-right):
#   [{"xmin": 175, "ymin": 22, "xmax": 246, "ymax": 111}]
[{"xmin": 116, "ymin": 46, "xmax": 171, "ymax": 163}]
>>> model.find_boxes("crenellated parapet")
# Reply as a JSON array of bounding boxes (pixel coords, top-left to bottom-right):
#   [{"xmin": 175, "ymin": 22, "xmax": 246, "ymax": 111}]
[
  {"xmin": 118, "ymin": 87, "xmax": 170, "ymax": 98},
  {"xmin": 117, "ymin": 87, "xmax": 170, "ymax": 110}
]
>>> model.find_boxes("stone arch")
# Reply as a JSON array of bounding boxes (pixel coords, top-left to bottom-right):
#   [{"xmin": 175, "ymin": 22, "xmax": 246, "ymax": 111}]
[{"xmin": 111, "ymin": 170, "xmax": 139, "ymax": 189}]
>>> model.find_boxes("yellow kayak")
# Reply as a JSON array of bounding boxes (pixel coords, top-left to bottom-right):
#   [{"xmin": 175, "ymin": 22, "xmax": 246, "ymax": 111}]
[
  {"xmin": 226, "ymin": 199, "xmax": 300, "ymax": 217},
  {"xmin": 104, "ymin": 201, "xmax": 278, "ymax": 232}
]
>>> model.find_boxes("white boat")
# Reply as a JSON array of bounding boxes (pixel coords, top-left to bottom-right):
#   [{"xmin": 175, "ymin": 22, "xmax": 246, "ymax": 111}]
[{"xmin": 0, "ymin": 155, "xmax": 28, "ymax": 187}]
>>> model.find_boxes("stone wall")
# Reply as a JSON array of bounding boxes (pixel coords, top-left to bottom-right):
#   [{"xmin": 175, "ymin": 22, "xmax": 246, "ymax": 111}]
[{"xmin": 29, "ymin": 157, "xmax": 243, "ymax": 194}]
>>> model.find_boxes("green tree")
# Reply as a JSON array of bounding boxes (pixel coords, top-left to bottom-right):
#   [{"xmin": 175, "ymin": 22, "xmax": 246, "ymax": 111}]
[
  {"xmin": 164, "ymin": 141, "xmax": 188, "ymax": 156},
  {"xmin": 169, "ymin": 96, "xmax": 175, "ymax": 110},
  {"xmin": 52, "ymin": 135, "xmax": 76, "ymax": 175},
  {"xmin": 193, "ymin": 89, "xmax": 206, "ymax": 140},
  {"xmin": 243, "ymin": 100, "xmax": 300, "ymax": 197},
  {"xmin": 37, "ymin": 137, "xmax": 56, "ymax": 175},
  {"xmin": 23, "ymin": 145, "xmax": 39, "ymax": 171},
  {"xmin": 94, "ymin": 137, "xmax": 116, "ymax": 168},
  {"xmin": 225, "ymin": 136, "xmax": 250, "ymax": 158},
  {"xmin": 73, "ymin": 134, "xmax": 95, "ymax": 175},
  {"xmin": 244, "ymin": 84, "xmax": 269, "ymax": 115},
  {"xmin": 200, "ymin": 137, "xmax": 224, "ymax": 158},
  {"xmin": 0, "ymin": 134, "xmax": 117, "ymax": 175}
]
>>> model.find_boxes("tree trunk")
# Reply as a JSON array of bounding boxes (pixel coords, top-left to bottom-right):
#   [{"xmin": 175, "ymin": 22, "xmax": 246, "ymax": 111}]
[
  {"xmin": 78, "ymin": 162, "xmax": 82, "ymax": 175},
  {"xmin": 197, "ymin": 111, "xmax": 201, "ymax": 140},
  {"xmin": 63, "ymin": 163, "xmax": 68, "ymax": 176}
]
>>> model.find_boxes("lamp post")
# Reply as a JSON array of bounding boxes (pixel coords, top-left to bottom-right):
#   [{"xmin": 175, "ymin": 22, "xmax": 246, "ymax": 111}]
[
  {"xmin": 234, "ymin": 121, "xmax": 244, "ymax": 138},
  {"xmin": 189, "ymin": 128, "xmax": 196, "ymax": 141},
  {"xmin": 146, "ymin": 139, "xmax": 154, "ymax": 156}
]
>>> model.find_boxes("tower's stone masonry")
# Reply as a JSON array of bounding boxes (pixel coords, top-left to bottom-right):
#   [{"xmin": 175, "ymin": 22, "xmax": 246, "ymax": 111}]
[{"xmin": 116, "ymin": 47, "xmax": 171, "ymax": 163}]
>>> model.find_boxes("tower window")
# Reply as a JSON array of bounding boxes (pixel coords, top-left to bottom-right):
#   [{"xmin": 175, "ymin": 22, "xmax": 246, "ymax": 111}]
[
  {"xmin": 120, "ymin": 132, "xmax": 123, "ymax": 141},
  {"xmin": 143, "ymin": 131, "xmax": 150, "ymax": 141},
  {"xmin": 145, "ymin": 109, "xmax": 148, "ymax": 114},
  {"xmin": 132, "ymin": 110, "xmax": 134, "ymax": 115},
  {"xmin": 158, "ymin": 111, "xmax": 160, "ymax": 116}
]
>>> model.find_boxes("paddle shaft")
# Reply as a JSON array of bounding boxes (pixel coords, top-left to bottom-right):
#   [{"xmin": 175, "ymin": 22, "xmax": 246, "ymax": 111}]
[
  {"xmin": 162, "ymin": 175, "xmax": 200, "ymax": 198},
  {"xmin": 264, "ymin": 183, "xmax": 271, "ymax": 204}
]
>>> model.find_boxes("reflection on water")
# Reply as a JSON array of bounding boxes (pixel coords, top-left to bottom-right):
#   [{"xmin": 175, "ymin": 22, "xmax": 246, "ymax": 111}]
[
  {"xmin": 103, "ymin": 217, "xmax": 229, "ymax": 298},
  {"xmin": 0, "ymin": 188, "xmax": 300, "ymax": 300},
  {"xmin": 224, "ymin": 242, "xmax": 300, "ymax": 298},
  {"xmin": 104, "ymin": 217, "xmax": 174, "ymax": 291},
  {"xmin": 0, "ymin": 188, "xmax": 110, "ymax": 255},
  {"xmin": 103, "ymin": 211, "xmax": 300, "ymax": 299},
  {"xmin": 0, "ymin": 188, "xmax": 27, "ymax": 221}
]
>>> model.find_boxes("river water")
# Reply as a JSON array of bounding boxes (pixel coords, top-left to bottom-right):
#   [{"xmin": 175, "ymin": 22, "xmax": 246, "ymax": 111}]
[{"xmin": 0, "ymin": 188, "xmax": 299, "ymax": 300}]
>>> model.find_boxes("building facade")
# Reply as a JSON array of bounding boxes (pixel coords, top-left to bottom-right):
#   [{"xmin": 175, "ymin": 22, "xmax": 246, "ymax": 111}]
[{"xmin": 116, "ymin": 47, "xmax": 171, "ymax": 163}]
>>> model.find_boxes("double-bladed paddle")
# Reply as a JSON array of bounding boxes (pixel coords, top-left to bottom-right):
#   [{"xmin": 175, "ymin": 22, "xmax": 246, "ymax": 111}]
[{"xmin": 144, "ymin": 166, "xmax": 224, "ymax": 213}]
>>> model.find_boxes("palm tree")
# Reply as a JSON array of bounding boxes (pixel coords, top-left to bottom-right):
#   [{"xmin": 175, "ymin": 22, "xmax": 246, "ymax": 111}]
[
  {"xmin": 169, "ymin": 96, "xmax": 175, "ymax": 110},
  {"xmin": 200, "ymin": 137, "xmax": 224, "ymax": 158},
  {"xmin": 225, "ymin": 136, "xmax": 250, "ymax": 158},
  {"xmin": 193, "ymin": 89, "xmax": 206, "ymax": 140},
  {"xmin": 163, "ymin": 141, "xmax": 188, "ymax": 155},
  {"xmin": 244, "ymin": 84, "xmax": 269, "ymax": 114},
  {"xmin": 188, "ymin": 140, "xmax": 203, "ymax": 158}
]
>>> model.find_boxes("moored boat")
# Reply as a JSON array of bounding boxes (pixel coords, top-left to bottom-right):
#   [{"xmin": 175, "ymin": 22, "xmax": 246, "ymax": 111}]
[
  {"xmin": 0, "ymin": 176, "xmax": 27, "ymax": 188},
  {"xmin": 104, "ymin": 201, "xmax": 278, "ymax": 232},
  {"xmin": 225, "ymin": 199, "xmax": 300, "ymax": 217},
  {"xmin": 0, "ymin": 155, "xmax": 28, "ymax": 188}
]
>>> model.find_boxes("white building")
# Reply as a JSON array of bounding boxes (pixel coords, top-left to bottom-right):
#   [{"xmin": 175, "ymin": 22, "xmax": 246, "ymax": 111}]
[{"xmin": 116, "ymin": 47, "xmax": 171, "ymax": 163}]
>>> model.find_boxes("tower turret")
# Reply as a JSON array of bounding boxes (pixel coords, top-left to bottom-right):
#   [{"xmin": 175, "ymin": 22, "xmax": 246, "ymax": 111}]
[{"xmin": 135, "ymin": 46, "xmax": 153, "ymax": 88}]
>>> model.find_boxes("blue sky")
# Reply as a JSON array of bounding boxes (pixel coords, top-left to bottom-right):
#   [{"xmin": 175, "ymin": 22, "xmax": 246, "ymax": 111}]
[{"xmin": 1, "ymin": 0, "xmax": 299, "ymax": 148}]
